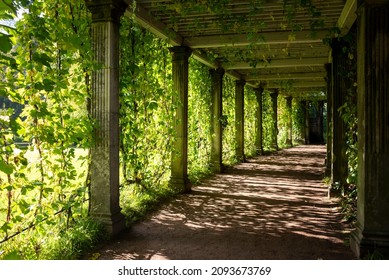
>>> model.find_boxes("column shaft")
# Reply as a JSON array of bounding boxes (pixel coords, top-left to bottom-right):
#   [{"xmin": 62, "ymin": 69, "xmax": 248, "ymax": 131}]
[
  {"xmin": 210, "ymin": 68, "xmax": 225, "ymax": 173},
  {"xmin": 318, "ymin": 100, "xmax": 324, "ymax": 143},
  {"xmin": 86, "ymin": 0, "xmax": 127, "ymax": 236},
  {"xmin": 285, "ymin": 96, "xmax": 293, "ymax": 148},
  {"xmin": 351, "ymin": 1, "xmax": 389, "ymax": 258},
  {"xmin": 169, "ymin": 46, "xmax": 192, "ymax": 193},
  {"xmin": 304, "ymin": 101, "xmax": 310, "ymax": 144},
  {"xmin": 254, "ymin": 87, "xmax": 264, "ymax": 155},
  {"xmin": 331, "ymin": 39, "xmax": 348, "ymax": 188},
  {"xmin": 235, "ymin": 79, "xmax": 246, "ymax": 162},
  {"xmin": 325, "ymin": 63, "xmax": 333, "ymax": 176},
  {"xmin": 270, "ymin": 90, "xmax": 279, "ymax": 151}
]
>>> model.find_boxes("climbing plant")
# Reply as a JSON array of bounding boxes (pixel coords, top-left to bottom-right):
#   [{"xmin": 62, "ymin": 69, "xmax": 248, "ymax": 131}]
[
  {"xmin": 261, "ymin": 91, "xmax": 274, "ymax": 151},
  {"xmin": 188, "ymin": 58, "xmax": 212, "ymax": 182},
  {"xmin": 0, "ymin": 0, "xmax": 327, "ymax": 259},
  {"xmin": 277, "ymin": 94, "xmax": 289, "ymax": 148},
  {"xmin": 118, "ymin": 16, "xmax": 176, "ymax": 222},
  {"xmin": 244, "ymin": 87, "xmax": 257, "ymax": 157},
  {"xmin": 334, "ymin": 28, "xmax": 358, "ymax": 222},
  {"xmin": 292, "ymin": 97, "xmax": 306, "ymax": 144},
  {"xmin": 0, "ymin": 0, "xmax": 96, "ymax": 259},
  {"xmin": 222, "ymin": 75, "xmax": 236, "ymax": 165}
]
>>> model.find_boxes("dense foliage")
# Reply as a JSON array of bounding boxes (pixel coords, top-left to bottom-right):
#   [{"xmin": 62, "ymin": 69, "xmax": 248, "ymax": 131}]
[
  {"xmin": 0, "ymin": 0, "xmax": 95, "ymax": 259},
  {"xmin": 1, "ymin": 0, "xmax": 316, "ymax": 259}
]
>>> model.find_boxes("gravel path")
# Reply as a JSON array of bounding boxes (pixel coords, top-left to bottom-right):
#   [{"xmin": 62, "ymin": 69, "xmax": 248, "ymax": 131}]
[{"xmin": 95, "ymin": 145, "xmax": 355, "ymax": 260}]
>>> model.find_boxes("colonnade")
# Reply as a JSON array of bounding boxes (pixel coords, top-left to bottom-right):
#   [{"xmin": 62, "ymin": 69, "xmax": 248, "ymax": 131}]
[
  {"xmin": 325, "ymin": 0, "xmax": 389, "ymax": 258},
  {"xmin": 85, "ymin": 0, "xmax": 389, "ymax": 258}
]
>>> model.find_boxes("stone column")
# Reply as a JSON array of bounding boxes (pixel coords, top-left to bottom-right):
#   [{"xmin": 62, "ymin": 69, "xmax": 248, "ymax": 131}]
[
  {"xmin": 351, "ymin": 0, "xmax": 389, "ymax": 258},
  {"xmin": 330, "ymin": 38, "xmax": 348, "ymax": 189},
  {"xmin": 285, "ymin": 96, "xmax": 293, "ymax": 148},
  {"xmin": 210, "ymin": 68, "xmax": 225, "ymax": 173},
  {"xmin": 325, "ymin": 63, "xmax": 333, "ymax": 176},
  {"xmin": 318, "ymin": 100, "xmax": 324, "ymax": 143},
  {"xmin": 304, "ymin": 101, "xmax": 310, "ymax": 144},
  {"xmin": 254, "ymin": 86, "xmax": 264, "ymax": 155},
  {"xmin": 235, "ymin": 79, "xmax": 246, "ymax": 162},
  {"xmin": 270, "ymin": 90, "xmax": 279, "ymax": 151},
  {"xmin": 86, "ymin": 0, "xmax": 127, "ymax": 236},
  {"xmin": 169, "ymin": 46, "xmax": 192, "ymax": 193}
]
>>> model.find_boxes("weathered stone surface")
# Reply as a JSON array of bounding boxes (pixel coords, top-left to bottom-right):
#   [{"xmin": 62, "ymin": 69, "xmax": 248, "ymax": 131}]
[
  {"xmin": 169, "ymin": 46, "xmax": 192, "ymax": 193},
  {"xmin": 351, "ymin": 1, "xmax": 389, "ymax": 258},
  {"xmin": 330, "ymin": 38, "xmax": 348, "ymax": 189},
  {"xmin": 254, "ymin": 86, "xmax": 264, "ymax": 155},
  {"xmin": 325, "ymin": 63, "xmax": 333, "ymax": 177},
  {"xmin": 210, "ymin": 68, "xmax": 225, "ymax": 173},
  {"xmin": 86, "ymin": 0, "xmax": 128, "ymax": 236}
]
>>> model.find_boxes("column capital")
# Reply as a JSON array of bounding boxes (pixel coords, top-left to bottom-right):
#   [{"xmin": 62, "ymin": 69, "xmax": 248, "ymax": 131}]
[
  {"xmin": 254, "ymin": 85, "xmax": 264, "ymax": 93},
  {"xmin": 329, "ymin": 37, "xmax": 350, "ymax": 53},
  {"xmin": 169, "ymin": 46, "xmax": 192, "ymax": 61},
  {"xmin": 209, "ymin": 67, "xmax": 225, "ymax": 77},
  {"xmin": 86, "ymin": 0, "xmax": 128, "ymax": 23},
  {"xmin": 235, "ymin": 79, "xmax": 246, "ymax": 87},
  {"xmin": 254, "ymin": 87, "xmax": 263, "ymax": 102},
  {"xmin": 270, "ymin": 89, "xmax": 279, "ymax": 98}
]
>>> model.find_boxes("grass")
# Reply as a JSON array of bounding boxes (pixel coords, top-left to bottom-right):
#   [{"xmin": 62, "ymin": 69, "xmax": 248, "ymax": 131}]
[
  {"xmin": 0, "ymin": 147, "xmax": 93, "ymax": 259},
  {"xmin": 0, "ymin": 217, "xmax": 106, "ymax": 260},
  {"xmin": 120, "ymin": 181, "xmax": 177, "ymax": 225}
]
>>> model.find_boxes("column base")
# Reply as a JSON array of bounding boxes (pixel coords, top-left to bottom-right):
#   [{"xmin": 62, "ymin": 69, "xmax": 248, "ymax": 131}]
[
  {"xmin": 350, "ymin": 224, "xmax": 389, "ymax": 259},
  {"xmin": 236, "ymin": 154, "xmax": 246, "ymax": 163},
  {"xmin": 169, "ymin": 176, "xmax": 191, "ymax": 193},
  {"xmin": 328, "ymin": 182, "xmax": 341, "ymax": 198},
  {"xmin": 91, "ymin": 210, "xmax": 126, "ymax": 237}
]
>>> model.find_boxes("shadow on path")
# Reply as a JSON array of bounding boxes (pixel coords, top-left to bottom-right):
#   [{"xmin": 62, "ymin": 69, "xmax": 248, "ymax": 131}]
[{"xmin": 96, "ymin": 145, "xmax": 355, "ymax": 260}]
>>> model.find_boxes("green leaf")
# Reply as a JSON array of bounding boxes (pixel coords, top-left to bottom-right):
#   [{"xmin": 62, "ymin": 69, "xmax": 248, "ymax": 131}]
[
  {"xmin": 1, "ymin": 250, "xmax": 23, "ymax": 260},
  {"xmin": 147, "ymin": 101, "xmax": 158, "ymax": 110},
  {"xmin": 0, "ymin": 33, "xmax": 12, "ymax": 53},
  {"xmin": 32, "ymin": 52, "xmax": 53, "ymax": 68},
  {"xmin": 0, "ymin": 221, "xmax": 11, "ymax": 232},
  {"xmin": 0, "ymin": 159, "xmax": 14, "ymax": 175}
]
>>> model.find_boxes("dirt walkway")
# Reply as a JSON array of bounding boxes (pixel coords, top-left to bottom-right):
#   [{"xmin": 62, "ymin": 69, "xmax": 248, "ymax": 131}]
[{"xmin": 96, "ymin": 145, "xmax": 355, "ymax": 260}]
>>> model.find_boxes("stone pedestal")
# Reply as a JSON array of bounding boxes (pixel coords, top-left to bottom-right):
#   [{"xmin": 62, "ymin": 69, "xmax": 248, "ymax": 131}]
[
  {"xmin": 210, "ymin": 68, "xmax": 225, "ymax": 173},
  {"xmin": 254, "ymin": 87, "xmax": 264, "ymax": 155},
  {"xmin": 169, "ymin": 46, "xmax": 192, "ymax": 193},
  {"xmin": 235, "ymin": 79, "xmax": 246, "ymax": 162},
  {"xmin": 86, "ymin": 0, "xmax": 127, "ymax": 236},
  {"xmin": 285, "ymin": 96, "xmax": 293, "ymax": 148},
  {"xmin": 350, "ymin": 1, "xmax": 389, "ymax": 258},
  {"xmin": 270, "ymin": 90, "xmax": 279, "ymax": 151}
]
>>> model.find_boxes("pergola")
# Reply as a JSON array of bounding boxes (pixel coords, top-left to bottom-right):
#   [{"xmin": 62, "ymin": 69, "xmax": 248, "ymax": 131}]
[{"xmin": 85, "ymin": 0, "xmax": 389, "ymax": 259}]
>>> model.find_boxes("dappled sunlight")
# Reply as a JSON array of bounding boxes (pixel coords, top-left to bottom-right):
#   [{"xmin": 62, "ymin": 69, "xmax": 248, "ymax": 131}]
[{"xmin": 97, "ymin": 145, "xmax": 354, "ymax": 260}]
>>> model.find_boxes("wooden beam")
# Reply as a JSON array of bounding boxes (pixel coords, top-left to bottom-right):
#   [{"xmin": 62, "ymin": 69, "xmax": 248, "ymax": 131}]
[
  {"xmin": 128, "ymin": 3, "xmax": 184, "ymax": 46},
  {"xmin": 184, "ymin": 30, "xmax": 328, "ymax": 49},
  {"xmin": 226, "ymin": 57, "xmax": 328, "ymax": 70},
  {"xmin": 245, "ymin": 72, "xmax": 326, "ymax": 81},
  {"xmin": 337, "ymin": 0, "xmax": 357, "ymax": 35},
  {"xmin": 264, "ymin": 80, "xmax": 326, "ymax": 89}
]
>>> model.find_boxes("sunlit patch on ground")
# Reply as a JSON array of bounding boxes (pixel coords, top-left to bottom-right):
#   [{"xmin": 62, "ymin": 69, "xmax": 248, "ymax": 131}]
[{"xmin": 96, "ymin": 145, "xmax": 355, "ymax": 260}]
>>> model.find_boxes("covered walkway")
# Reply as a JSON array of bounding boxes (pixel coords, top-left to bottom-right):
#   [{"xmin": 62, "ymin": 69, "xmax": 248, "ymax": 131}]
[{"xmin": 96, "ymin": 145, "xmax": 354, "ymax": 260}]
